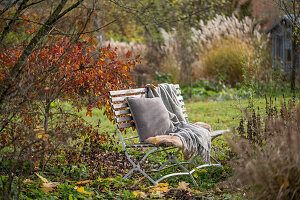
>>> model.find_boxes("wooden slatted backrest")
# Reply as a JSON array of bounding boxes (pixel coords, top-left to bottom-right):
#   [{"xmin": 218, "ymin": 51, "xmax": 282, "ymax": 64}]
[
  {"xmin": 173, "ymin": 84, "xmax": 189, "ymax": 120},
  {"xmin": 109, "ymin": 88, "xmax": 147, "ymax": 129},
  {"xmin": 109, "ymin": 84, "xmax": 188, "ymax": 130}
]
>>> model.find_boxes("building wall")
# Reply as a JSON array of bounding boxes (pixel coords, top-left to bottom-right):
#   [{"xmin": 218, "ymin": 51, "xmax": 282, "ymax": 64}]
[{"xmin": 271, "ymin": 22, "xmax": 294, "ymax": 74}]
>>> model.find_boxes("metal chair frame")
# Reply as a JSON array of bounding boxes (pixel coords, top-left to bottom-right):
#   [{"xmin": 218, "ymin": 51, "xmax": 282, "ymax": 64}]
[{"xmin": 109, "ymin": 84, "xmax": 229, "ymax": 186}]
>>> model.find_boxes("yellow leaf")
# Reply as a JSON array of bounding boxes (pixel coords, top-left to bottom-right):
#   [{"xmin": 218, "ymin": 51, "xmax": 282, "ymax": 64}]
[
  {"xmin": 23, "ymin": 179, "xmax": 34, "ymax": 184},
  {"xmin": 132, "ymin": 191, "xmax": 146, "ymax": 198},
  {"xmin": 193, "ymin": 173, "xmax": 198, "ymax": 179},
  {"xmin": 97, "ymin": 177, "xmax": 103, "ymax": 182},
  {"xmin": 76, "ymin": 180, "xmax": 93, "ymax": 185},
  {"xmin": 155, "ymin": 187, "xmax": 168, "ymax": 192},
  {"xmin": 74, "ymin": 186, "xmax": 92, "ymax": 195},
  {"xmin": 37, "ymin": 132, "xmax": 43, "ymax": 139},
  {"xmin": 155, "ymin": 183, "xmax": 168, "ymax": 187},
  {"xmin": 152, "ymin": 138, "xmax": 159, "ymax": 145}
]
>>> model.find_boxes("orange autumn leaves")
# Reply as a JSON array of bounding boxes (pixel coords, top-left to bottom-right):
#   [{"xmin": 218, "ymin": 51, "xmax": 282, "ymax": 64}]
[{"xmin": 0, "ymin": 37, "xmax": 140, "ymax": 117}]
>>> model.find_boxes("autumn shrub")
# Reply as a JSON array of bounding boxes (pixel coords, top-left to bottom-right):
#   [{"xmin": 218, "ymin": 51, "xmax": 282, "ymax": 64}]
[
  {"xmin": 201, "ymin": 39, "xmax": 254, "ymax": 86},
  {"xmin": 192, "ymin": 15, "xmax": 271, "ymax": 86},
  {"xmin": 0, "ymin": 36, "xmax": 138, "ymax": 199},
  {"xmin": 228, "ymin": 99, "xmax": 300, "ymax": 200}
]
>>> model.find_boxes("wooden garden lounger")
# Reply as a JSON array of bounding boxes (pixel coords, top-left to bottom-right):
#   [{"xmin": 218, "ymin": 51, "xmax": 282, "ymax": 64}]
[{"xmin": 109, "ymin": 84, "xmax": 230, "ymax": 186}]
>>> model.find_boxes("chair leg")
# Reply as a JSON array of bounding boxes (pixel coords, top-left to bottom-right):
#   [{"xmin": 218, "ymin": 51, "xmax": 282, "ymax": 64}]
[
  {"xmin": 123, "ymin": 147, "xmax": 158, "ymax": 185},
  {"xmin": 161, "ymin": 148, "xmax": 198, "ymax": 186}
]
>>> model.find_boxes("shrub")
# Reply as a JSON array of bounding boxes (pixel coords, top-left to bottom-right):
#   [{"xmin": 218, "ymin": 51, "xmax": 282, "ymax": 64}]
[
  {"xmin": 228, "ymin": 99, "xmax": 300, "ymax": 200},
  {"xmin": 201, "ymin": 39, "xmax": 254, "ymax": 86},
  {"xmin": 192, "ymin": 15, "xmax": 271, "ymax": 86}
]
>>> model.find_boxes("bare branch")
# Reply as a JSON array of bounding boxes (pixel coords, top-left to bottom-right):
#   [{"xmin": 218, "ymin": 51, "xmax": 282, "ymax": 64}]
[
  {"xmin": 0, "ymin": 0, "xmax": 29, "ymax": 44},
  {"xmin": 0, "ymin": 0, "xmax": 19, "ymax": 17}
]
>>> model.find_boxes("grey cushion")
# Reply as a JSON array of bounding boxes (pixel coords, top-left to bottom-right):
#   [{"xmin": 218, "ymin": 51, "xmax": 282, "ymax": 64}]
[{"xmin": 125, "ymin": 97, "xmax": 174, "ymax": 142}]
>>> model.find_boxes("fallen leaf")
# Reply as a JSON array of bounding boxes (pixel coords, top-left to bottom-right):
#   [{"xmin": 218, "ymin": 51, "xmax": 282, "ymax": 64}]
[
  {"xmin": 193, "ymin": 173, "xmax": 199, "ymax": 178},
  {"xmin": 23, "ymin": 179, "xmax": 34, "ymax": 184},
  {"xmin": 74, "ymin": 186, "xmax": 92, "ymax": 195},
  {"xmin": 177, "ymin": 181, "xmax": 189, "ymax": 190},
  {"xmin": 42, "ymin": 182, "xmax": 58, "ymax": 192},
  {"xmin": 154, "ymin": 187, "xmax": 169, "ymax": 192},
  {"xmin": 35, "ymin": 173, "xmax": 59, "ymax": 192},
  {"xmin": 76, "ymin": 180, "xmax": 93, "ymax": 185},
  {"xmin": 152, "ymin": 138, "xmax": 159, "ymax": 145},
  {"xmin": 156, "ymin": 183, "xmax": 168, "ymax": 187},
  {"xmin": 132, "ymin": 191, "xmax": 146, "ymax": 198},
  {"xmin": 35, "ymin": 173, "xmax": 49, "ymax": 183}
]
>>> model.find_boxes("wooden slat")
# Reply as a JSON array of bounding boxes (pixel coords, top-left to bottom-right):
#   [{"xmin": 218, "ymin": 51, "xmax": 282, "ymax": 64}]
[
  {"xmin": 113, "ymin": 103, "xmax": 129, "ymax": 109},
  {"xmin": 117, "ymin": 122, "xmax": 135, "ymax": 129},
  {"xmin": 116, "ymin": 116, "xmax": 133, "ymax": 123},
  {"xmin": 114, "ymin": 109, "xmax": 131, "ymax": 116},
  {"xmin": 177, "ymin": 95, "xmax": 183, "ymax": 101},
  {"xmin": 111, "ymin": 94, "xmax": 145, "ymax": 103},
  {"xmin": 110, "ymin": 88, "xmax": 146, "ymax": 96}
]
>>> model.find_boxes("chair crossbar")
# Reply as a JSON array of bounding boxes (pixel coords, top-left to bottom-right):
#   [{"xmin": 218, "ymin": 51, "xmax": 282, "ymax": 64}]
[
  {"xmin": 109, "ymin": 84, "xmax": 228, "ymax": 186},
  {"xmin": 124, "ymin": 136, "xmax": 139, "ymax": 140},
  {"xmin": 126, "ymin": 143, "xmax": 155, "ymax": 148}
]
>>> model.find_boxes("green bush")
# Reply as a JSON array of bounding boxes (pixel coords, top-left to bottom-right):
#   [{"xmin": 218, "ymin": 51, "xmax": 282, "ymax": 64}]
[
  {"xmin": 201, "ymin": 39, "xmax": 253, "ymax": 87},
  {"xmin": 180, "ymin": 80, "xmax": 252, "ymax": 100}
]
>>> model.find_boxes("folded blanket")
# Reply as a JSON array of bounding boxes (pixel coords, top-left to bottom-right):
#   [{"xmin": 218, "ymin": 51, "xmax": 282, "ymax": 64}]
[
  {"xmin": 146, "ymin": 83, "xmax": 211, "ymax": 161},
  {"xmin": 144, "ymin": 122, "xmax": 212, "ymax": 159},
  {"xmin": 146, "ymin": 83, "xmax": 186, "ymax": 123}
]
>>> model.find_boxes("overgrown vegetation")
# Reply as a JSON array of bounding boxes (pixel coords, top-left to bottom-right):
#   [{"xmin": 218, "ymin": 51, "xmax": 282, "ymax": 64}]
[{"xmin": 229, "ymin": 97, "xmax": 300, "ymax": 199}]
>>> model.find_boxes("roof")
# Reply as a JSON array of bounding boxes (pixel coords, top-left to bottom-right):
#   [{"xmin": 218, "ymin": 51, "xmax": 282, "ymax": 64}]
[{"xmin": 266, "ymin": 14, "xmax": 300, "ymax": 33}]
